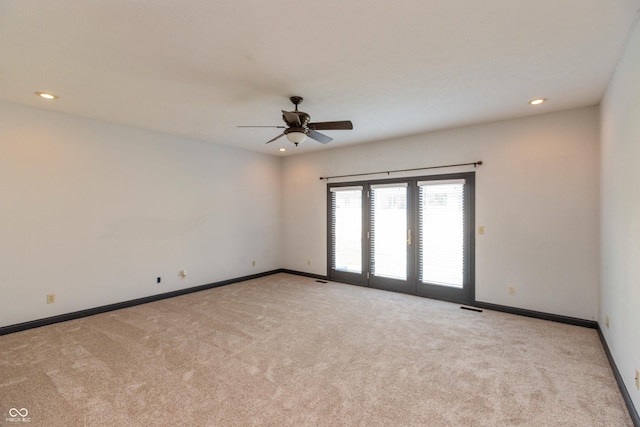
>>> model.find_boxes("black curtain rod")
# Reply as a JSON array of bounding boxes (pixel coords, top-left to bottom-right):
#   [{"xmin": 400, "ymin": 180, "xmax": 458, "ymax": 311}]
[{"xmin": 319, "ymin": 161, "xmax": 483, "ymax": 181}]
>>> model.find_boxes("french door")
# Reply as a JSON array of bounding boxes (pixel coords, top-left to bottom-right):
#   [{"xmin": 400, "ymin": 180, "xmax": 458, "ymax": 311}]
[
  {"xmin": 368, "ymin": 182, "xmax": 412, "ymax": 294},
  {"xmin": 328, "ymin": 172, "xmax": 475, "ymax": 304}
]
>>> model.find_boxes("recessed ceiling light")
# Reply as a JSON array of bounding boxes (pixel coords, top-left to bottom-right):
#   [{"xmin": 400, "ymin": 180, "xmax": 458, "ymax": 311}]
[
  {"xmin": 529, "ymin": 98, "xmax": 547, "ymax": 105},
  {"xmin": 279, "ymin": 148, "xmax": 286, "ymax": 152},
  {"xmin": 35, "ymin": 92, "xmax": 58, "ymax": 100}
]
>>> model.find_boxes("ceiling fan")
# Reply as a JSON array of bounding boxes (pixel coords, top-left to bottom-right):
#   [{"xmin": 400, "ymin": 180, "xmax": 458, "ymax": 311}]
[{"xmin": 239, "ymin": 96, "xmax": 353, "ymax": 146}]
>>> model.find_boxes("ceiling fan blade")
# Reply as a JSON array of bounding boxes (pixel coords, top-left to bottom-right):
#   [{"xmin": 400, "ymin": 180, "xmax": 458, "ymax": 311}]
[
  {"xmin": 308, "ymin": 130, "xmax": 333, "ymax": 144},
  {"xmin": 265, "ymin": 133, "xmax": 285, "ymax": 144},
  {"xmin": 238, "ymin": 125, "xmax": 286, "ymax": 128},
  {"xmin": 282, "ymin": 110, "xmax": 301, "ymax": 126},
  {"xmin": 308, "ymin": 120, "xmax": 353, "ymax": 130}
]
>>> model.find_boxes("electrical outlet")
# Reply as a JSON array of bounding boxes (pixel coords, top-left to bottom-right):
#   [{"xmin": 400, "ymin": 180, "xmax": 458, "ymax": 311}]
[
  {"xmin": 635, "ymin": 369, "xmax": 639, "ymax": 390},
  {"xmin": 508, "ymin": 286, "xmax": 516, "ymax": 296},
  {"xmin": 307, "ymin": 260, "xmax": 311, "ymax": 266},
  {"xmin": 478, "ymin": 226, "xmax": 485, "ymax": 235},
  {"xmin": 179, "ymin": 270, "xmax": 187, "ymax": 279},
  {"xmin": 252, "ymin": 260, "xmax": 256, "ymax": 267},
  {"xmin": 46, "ymin": 294, "xmax": 55, "ymax": 304},
  {"xmin": 157, "ymin": 277, "xmax": 161, "ymax": 284},
  {"xmin": 605, "ymin": 315, "xmax": 610, "ymax": 329}
]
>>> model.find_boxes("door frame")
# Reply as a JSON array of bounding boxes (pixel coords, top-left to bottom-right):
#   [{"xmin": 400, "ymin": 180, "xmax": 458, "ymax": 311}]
[
  {"xmin": 327, "ymin": 172, "xmax": 475, "ymax": 305},
  {"xmin": 414, "ymin": 173, "xmax": 475, "ymax": 304}
]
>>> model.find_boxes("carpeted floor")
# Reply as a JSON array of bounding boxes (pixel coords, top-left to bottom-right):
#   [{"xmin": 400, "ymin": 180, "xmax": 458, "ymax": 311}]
[{"xmin": 0, "ymin": 273, "xmax": 633, "ymax": 426}]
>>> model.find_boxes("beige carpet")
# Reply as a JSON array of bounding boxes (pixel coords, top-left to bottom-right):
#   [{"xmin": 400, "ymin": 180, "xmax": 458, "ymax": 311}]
[{"xmin": 0, "ymin": 273, "xmax": 632, "ymax": 426}]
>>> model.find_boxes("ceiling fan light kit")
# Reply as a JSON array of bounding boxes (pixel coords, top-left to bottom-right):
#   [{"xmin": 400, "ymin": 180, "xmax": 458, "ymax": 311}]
[
  {"xmin": 239, "ymin": 96, "xmax": 353, "ymax": 147},
  {"xmin": 285, "ymin": 130, "xmax": 308, "ymax": 144}
]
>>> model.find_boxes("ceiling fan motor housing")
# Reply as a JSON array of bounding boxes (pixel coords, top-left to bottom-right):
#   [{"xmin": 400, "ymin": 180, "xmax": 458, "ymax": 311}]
[{"xmin": 284, "ymin": 127, "xmax": 308, "ymax": 135}]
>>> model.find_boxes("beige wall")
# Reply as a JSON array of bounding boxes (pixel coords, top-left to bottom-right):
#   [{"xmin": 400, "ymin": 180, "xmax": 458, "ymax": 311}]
[
  {"xmin": 0, "ymin": 100, "xmax": 283, "ymax": 327},
  {"xmin": 283, "ymin": 107, "xmax": 600, "ymax": 320},
  {"xmin": 600, "ymin": 17, "xmax": 640, "ymax": 412},
  {"xmin": 0, "ymin": 100, "xmax": 604, "ymax": 328}
]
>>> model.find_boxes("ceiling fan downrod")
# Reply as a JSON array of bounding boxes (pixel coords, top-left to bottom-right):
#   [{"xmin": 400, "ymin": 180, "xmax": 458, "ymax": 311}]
[{"xmin": 290, "ymin": 96, "xmax": 303, "ymax": 111}]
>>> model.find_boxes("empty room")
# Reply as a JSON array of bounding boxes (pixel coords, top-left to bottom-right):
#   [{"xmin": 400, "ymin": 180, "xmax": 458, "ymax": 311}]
[{"xmin": 1, "ymin": 1, "xmax": 639, "ymax": 426}]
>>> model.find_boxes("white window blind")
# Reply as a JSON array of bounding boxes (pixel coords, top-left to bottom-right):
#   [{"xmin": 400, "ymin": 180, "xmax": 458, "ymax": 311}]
[
  {"xmin": 419, "ymin": 180, "xmax": 464, "ymax": 287},
  {"xmin": 330, "ymin": 186, "xmax": 364, "ymax": 192},
  {"xmin": 330, "ymin": 187, "xmax": 363, "ymax": 273},
  {"xmin": 370, "ymin": 183, "xmax": 409, "ymax": 189},
  {"xmin": 370, "ymin": 184, "xmax": 407, "ymax": 280}
]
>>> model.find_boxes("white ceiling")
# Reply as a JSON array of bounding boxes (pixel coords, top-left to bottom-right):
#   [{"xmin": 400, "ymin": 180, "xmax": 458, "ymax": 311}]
[{"xmin": 1, "ymin": 1, "xmax": 639, "ymax": 156}]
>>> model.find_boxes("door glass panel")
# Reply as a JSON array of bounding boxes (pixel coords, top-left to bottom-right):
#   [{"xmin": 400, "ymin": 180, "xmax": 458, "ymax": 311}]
[
  {"xmin": 331, "ymin": 187, "xmax": 362, "ymax": 273},
  {"xmin": 419, "ymin": 180, "xmax": 464, "ymax": 287},
  {"xmin": 371, "ymin": 184, "xmax": 407, "ymax": 280}
]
